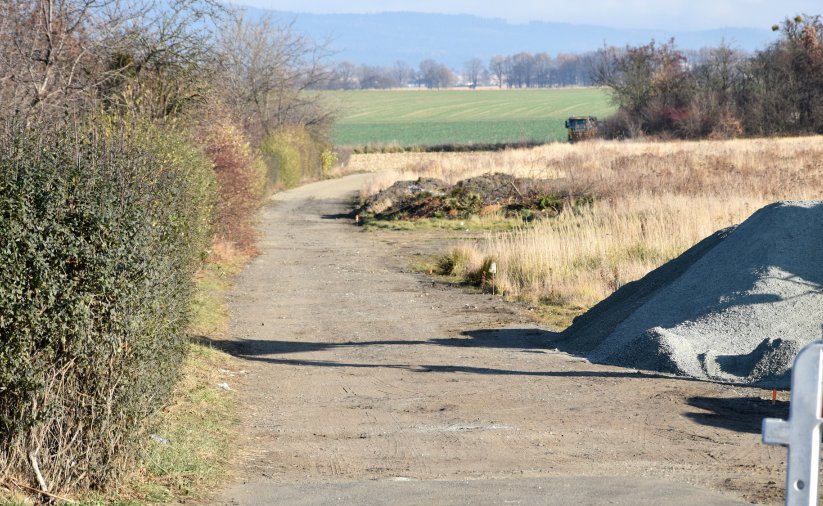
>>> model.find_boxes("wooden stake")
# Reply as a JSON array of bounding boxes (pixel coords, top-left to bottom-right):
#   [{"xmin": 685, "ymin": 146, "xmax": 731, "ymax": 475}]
[{"xmin": 29, "ymin": 452, "xmax": 48, "ymax": 493}]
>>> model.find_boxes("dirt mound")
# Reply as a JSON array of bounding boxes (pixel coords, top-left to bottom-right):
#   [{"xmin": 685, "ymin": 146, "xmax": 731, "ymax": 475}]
[
  {"xmin": 560, "ymin": 201, "xmax": 823, "ymax": 388},
  {"xmin": 358, "ymin": 173, "xmax": 588, "ymax": 221},
  {"xmin": 358, "ymin": 177, "xmax": 449, "ymax": 216}
]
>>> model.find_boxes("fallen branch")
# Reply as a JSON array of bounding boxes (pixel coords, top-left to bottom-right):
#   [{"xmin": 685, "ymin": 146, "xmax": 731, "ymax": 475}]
[
  {"xmin": 510, "ymin": 181, "xmax": 525, "ymax": 200},
  {"xmin": 8, "ymin": 478, "xmax": 77, "ymax": 504}
]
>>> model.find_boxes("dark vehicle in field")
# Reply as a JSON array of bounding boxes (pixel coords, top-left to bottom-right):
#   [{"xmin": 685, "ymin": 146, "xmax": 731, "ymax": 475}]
[{"xmin": 565, "ymin": 116, "xmax": 598, "ymax": 143}]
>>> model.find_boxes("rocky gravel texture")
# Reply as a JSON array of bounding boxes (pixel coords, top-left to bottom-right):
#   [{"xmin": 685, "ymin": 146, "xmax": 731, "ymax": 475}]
[{"xmin": 564, "ymin": 201, "xmax": 823, "ymax": 387}]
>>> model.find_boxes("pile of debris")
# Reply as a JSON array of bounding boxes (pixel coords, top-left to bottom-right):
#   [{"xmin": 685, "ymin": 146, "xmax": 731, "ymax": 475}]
[
  {"xmin": 559, "ymin": 201, "xmax": 823, "ymax": 388},
  {"xmin": 357, "ymin": 173, "xmax": 591, "ymax": 221}
]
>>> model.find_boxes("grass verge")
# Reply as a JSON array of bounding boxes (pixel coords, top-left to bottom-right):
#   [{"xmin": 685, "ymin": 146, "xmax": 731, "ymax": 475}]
[
  {"xmin": 128, "ymin": 343, "xmax": 237, "ymax": 503},
  {"xmin": 116, "ymin": 242, "xmax": 249, "ymax": 504},
  {"xmin": 125, "ymin": 244, "xmax": 250, "ymax": 503}
]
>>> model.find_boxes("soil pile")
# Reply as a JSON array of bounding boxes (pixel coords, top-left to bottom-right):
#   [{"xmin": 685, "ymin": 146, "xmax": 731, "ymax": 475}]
[
  {"xmin": 358, "ymin": 173, "xmax": 590, "ymax": 220},
  {"xmin": 560, "ymin": 201, "xmax": 823, "ymax": 388}
]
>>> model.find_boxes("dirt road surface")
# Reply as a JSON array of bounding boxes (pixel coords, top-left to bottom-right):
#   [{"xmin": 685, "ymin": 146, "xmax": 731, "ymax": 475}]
[{"xmin": 216, "ymin": 175, "xmax": 789, "ymax": 505}]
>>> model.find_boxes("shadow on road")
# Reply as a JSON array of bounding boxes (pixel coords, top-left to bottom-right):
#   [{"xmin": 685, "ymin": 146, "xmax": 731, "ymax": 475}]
[
  {"xmin": 193, "ymin": 328, "xmax": 698, "ymax": 383},
  {"xmin": 685, "ymin": 396, "xmax": 788, "ymax": 434},
  {"xmin": 195, "ymin": 327, "xmax": 561, "ymax": 356},
  {"xmin": 320, "ymin": 212, "xmax": 355, "ymax": 220},
  {"xmin": 204, "ymin": 352, "xmax": 676, "ymax": 380},
  {"xmin": 194, "ymin": 331, "xmax": 784, "ymax": 435},
  {"xmin": 455, "ymin": 328, "xmax": 558, "ymax": 348}
]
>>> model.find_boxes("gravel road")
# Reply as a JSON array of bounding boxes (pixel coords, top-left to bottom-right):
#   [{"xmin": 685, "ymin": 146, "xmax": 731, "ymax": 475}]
[{"xmin": 216, "ymin": 174, "xmax": 789, "ymax": 505}]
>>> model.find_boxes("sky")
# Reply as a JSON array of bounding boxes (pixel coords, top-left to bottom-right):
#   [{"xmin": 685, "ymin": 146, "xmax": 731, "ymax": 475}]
[{"xmin": 231, "ymin": 0, "xmax": 819, "ymax": 30}]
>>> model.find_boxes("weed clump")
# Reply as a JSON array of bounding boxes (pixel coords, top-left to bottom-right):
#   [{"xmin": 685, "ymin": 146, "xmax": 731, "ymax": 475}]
[{"xmin": 437, "ymin": 246, "xmax": 482, "ymax": 277}]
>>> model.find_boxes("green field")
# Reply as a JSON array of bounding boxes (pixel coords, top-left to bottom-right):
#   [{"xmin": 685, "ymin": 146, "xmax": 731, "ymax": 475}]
[{"xmin": 324, "ymin": 88, "xmax": 615, "ymax": 147}]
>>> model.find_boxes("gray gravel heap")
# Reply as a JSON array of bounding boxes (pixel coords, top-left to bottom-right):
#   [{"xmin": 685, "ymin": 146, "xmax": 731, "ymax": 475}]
[{"xmin": 561, "ymin": 201, "xmax": 823, "ymax": 387}]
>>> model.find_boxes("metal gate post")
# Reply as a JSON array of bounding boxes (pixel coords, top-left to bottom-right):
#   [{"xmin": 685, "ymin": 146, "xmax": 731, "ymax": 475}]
[{"xmin": 763, "ymin": 342, "xmax": 823, "ymax": 506}]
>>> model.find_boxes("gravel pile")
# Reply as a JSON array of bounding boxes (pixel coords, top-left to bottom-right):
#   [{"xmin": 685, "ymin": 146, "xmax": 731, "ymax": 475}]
[{"xmin": 560, "ymin": 201, "xmax": 823, "ymax": 387}]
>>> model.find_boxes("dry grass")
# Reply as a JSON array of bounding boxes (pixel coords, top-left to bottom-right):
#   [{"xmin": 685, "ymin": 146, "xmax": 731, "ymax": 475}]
[
  {"xmin": 356, "ymin": 136, "xmax": 823, "ymax": 309},
  {"xmin": 478, "ymin": 195, "xmax": 759, "ymax": 307},
  {"xmin": 357, "ymin": 136, "xmax": 823, "ymax": 198},
  {"xmin": 129, "ymin": 343, "xmax": 238, "ymax": 504}
]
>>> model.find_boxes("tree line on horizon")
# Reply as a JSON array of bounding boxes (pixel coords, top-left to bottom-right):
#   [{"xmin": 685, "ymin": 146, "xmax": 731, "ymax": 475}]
[
  {"xmin": 318, "ymin": 11, "xmax": 822, "ymax": 140},
  {"xmin": 317, "ymin": 13, "xmax": 823, "ymax": 141},
  {"xmin": 318, "ymin": 51, "xmax": 596, "ymax": 90}
]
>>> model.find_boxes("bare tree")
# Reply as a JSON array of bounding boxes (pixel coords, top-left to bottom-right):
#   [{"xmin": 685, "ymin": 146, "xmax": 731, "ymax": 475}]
[
  {"xmin": 509, "ymin": 52, "xmax": 534, "ymax": 87},
  {"xmin": 593, "ymin": 41, "xmax": 681, "ymax": 115},
  {"xmin": 0, "ymin": 0, "xmax": 225, "ymax": 118},
  {"xmin": 323, "ymin": 61, "xmax": 357, "ymax": 89},
  {"xmin": 463, "ymin": 57, "xmax": 484, "ymax": 88},
  {"xmin": 488, "ymin": 55, "xmax": 508, "ymax": 88},
  {"xmin": 358, "ymin": 65, "xmax": 394, "ymax": 89},
  {"xmin": 779, "ymin": 15, "xmax": 823, "ymax": 131},
  {"xmin": 106, "ymin": 0, "xmax": 228, "ymax": 119},
  {"xmin": 217, "ymin": 14, "xmax": 334, "ymax": 140},
  {"xmin": 418, "ymin": 59, "xmax": 454, "ymax": 89},
  {"xmin": 533, "ymin": 52, "xmax": 552, "ymax": 87},
  {"xmin": 393, "ymin": 60, "xmax": 412, "ymax": 87},
  {"xmin": 699, "ymin": 43, "xmax": 744, "ymax": 101},
  {"xmin": 738, "ymin": 15, "xmax": 823, "ymax": 134},
  {"xmin": 0, "ymin": 0, "xmax": 128, "ymax": 114}
]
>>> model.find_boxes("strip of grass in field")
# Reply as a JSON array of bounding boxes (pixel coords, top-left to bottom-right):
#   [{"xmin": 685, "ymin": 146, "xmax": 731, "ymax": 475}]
[
  {"xmin": 362, "ymin": 214, "xmax": 524, "ymax": 232},
  {"xmin": 324, "ymin": 88, "xmax": 615, "ymax": 147}
]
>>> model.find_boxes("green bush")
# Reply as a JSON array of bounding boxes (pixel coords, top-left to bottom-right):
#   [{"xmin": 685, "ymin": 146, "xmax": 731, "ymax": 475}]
[
  {"xmin": 0, "ymin": 117, "xmax": 215, "ymax": 493},
  {"xmin": 320, "ymin": 149, "xmax": 338, "ymax": 177},
  {"xmin": 260, "ymin": 126, "xmax": 329, "ymax": 189}
]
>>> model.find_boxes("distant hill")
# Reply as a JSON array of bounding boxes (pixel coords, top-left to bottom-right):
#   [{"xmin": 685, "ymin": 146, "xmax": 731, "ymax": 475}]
[{"xmin": 242, "ymin": 8, "xmax": 778, "ymax": 68}]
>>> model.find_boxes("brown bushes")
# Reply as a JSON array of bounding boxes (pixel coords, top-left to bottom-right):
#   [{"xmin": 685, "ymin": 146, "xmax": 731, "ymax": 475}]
[
  {"xmin": 595, "ymin": 16, "xmax": 823, "ymax": 139},
  {"xmin": 197, "ymin": 113, "xmax": 266, "ymax": 254}
]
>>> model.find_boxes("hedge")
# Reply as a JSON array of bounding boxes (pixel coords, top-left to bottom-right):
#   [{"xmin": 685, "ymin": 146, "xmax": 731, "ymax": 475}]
[{"xmin": 0, "ymin": 117, "xmax": 214, "ymax": 493}]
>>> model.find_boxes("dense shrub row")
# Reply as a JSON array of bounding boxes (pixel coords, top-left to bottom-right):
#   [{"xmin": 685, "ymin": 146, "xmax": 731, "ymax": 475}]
[
  {"xmin": 0, "ymin": 118, "xmax": 214, "ymax": 491},
  {"xmin": 0, "ymin": 0, "xmax": 336, "ymax": 498}
]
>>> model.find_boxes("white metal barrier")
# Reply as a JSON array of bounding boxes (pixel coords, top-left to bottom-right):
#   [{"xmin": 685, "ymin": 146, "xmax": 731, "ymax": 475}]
[{"xmin": 763, "ymin": 341, "xmax": 823, "ymax": 506}]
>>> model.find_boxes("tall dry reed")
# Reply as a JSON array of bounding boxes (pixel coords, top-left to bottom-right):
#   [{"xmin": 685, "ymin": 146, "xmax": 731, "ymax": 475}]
[{"xmin": 478, "ymin": 195, "xmax": 762, "ymax": 307}]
